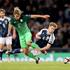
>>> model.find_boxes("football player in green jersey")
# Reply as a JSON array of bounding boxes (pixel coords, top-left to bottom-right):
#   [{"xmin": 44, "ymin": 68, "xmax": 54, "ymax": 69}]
[{"xmin": 10, "ymin": 7, "xmax": 50, "ymax": 63}]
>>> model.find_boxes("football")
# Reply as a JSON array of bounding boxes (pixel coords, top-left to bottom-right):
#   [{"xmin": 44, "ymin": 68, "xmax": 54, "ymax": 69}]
[{"xmin": 64, "ymin": 57, "xmax": 70, "ymax": 64}]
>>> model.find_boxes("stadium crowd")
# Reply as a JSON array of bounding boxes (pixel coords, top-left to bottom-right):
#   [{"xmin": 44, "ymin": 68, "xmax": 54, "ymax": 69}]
[{"xmin": 0, "ymin": 0, "xmax": 70, "ymax": 52}]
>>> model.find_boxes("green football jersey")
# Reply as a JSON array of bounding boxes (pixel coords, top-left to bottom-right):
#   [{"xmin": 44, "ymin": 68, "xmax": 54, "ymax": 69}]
[{"xmin": 10, "ymin": 15, "xmax": 31, "ymax": 36}]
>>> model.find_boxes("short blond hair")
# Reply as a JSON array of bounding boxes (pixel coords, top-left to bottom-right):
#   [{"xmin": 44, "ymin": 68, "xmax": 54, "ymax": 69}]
[
  {"xmin": 49, "ymin": 22, "xmax": 58, "ymax": 29},
  {"xmin": 13, "ymin": 7, "xmax": 23, "ymax": 15}
]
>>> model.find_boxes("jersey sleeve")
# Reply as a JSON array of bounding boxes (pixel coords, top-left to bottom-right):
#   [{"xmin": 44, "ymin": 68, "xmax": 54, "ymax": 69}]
[
  {"xmin": 37, "ymin": 29, "xmax": 45, "ymax": 35},
  {"xmin": 48, "ymin": 34, "xmax": 55, "ymax": 44}
]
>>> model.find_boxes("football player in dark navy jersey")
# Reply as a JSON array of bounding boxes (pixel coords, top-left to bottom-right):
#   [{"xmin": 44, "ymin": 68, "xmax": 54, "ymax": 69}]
[
  {"xmin": 36, "ymin": 22, "xmax": 58, "ymax": 53},
  {"xmin": 0, "ymin": 16, "xmax": 9, "ymax": 37},
  {"xmin": 0, "ymin": 9, "xmax": 12, "ymax": 62}
]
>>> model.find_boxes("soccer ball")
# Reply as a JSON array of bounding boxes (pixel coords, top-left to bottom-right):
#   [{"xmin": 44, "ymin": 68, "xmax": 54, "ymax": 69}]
[{"xmin": 64, "ymin": 57, "xmax": 70, "ymax": 64}]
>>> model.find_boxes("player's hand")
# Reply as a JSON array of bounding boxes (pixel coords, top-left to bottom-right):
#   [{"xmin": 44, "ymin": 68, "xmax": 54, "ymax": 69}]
[
  {"xmin": 40, "ymin": 49, "xmax": 47, "ymax": 54},
  {"xmin": 43, "ymin": 15, "xmax": 50, "ymax": 19}
]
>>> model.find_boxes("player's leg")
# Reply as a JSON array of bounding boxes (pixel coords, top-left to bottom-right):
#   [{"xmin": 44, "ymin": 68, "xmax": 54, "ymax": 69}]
[
  {"xmin": 12, "ymin": 37, "xmax": 37, "ymax": 61},
  {"xmin": 0, "ymin": 37, "xmax": 5, "ymax": 61},
  {"xmin": 25, "ymin": 32, "xmax": 32, "ymax": 47},
  {"xmin": 31, "ymin": 42, "xmax": 47, "ymax": 56},
  {"xmin": 25, "ymin": 32, "xmax": 41, "ymax": 54},
  {"xmin": 25, "ymin": 32, "xmax": 40, "ymax": 63},
  {"xmin": 16, "ymin": 33, "xmax": 39, "ymax": 63},
  {"xmin": 5, "ymin": 36, "xmax": 12, "ymax": 61},
  {"xmin": 19, "ymin": 35, "xmax": 37, "ymax": 61},
  {"xmin": 6, "ymin": 36, "xmax": 12, "ymax": 53}
]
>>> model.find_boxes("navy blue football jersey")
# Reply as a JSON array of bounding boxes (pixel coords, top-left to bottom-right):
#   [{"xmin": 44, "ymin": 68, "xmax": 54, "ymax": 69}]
[
  {"xmin": 36, "ymin": 29, "xmax": 55, "ymax": 48},
  {"xmin": 0, "ymin": 17, "xmax": 10, "ymax": 37}
]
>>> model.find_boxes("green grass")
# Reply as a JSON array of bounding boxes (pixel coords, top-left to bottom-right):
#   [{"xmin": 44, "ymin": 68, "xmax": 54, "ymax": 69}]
[{"xmin": 0, "ymin": 62, "xmax": 70, "ymax": 70}]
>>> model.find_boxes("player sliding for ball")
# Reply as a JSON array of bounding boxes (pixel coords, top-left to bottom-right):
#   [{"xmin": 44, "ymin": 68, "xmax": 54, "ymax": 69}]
[
  {"xmin": 9, "ymin": 7, "xmax": 50, "ymax": 64},
  {"xmin": 36, "ymin": 22, "xmax": 58, "ymax": 53}
]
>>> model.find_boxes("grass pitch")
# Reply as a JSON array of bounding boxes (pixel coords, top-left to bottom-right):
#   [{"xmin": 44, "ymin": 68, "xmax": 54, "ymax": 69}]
[{"xmin": 0, "ymin": 62, "xmax": 70, "ymax": 70}]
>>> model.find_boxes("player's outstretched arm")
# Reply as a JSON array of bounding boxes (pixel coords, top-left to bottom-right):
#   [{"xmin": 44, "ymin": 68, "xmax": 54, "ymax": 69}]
[
  {"xmin": 40, "ymin": 43, "xmax": 51, "ymax": 51},
  {"xmin": 31, "ymin": 15, "xmax": 50, "ymax": 19}
]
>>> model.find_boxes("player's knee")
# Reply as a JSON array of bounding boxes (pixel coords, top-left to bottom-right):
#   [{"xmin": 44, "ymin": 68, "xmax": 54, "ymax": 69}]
[{"xmin": 26, "ymin": 40, "xmax": 32, "ymax": 47}]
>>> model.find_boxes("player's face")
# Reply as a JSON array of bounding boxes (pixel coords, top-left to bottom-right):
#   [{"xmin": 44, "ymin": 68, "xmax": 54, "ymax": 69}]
[
  {"xmin": 48, "ymin": 26, "xmax": 56, "ymax": 33},
  {"xmin": 14, "ymin": 14, "xmax": 21, "ymax": 20},
  {"xmin": 0, "ymin": 11, "xmax": 5, "ymax": 18}
]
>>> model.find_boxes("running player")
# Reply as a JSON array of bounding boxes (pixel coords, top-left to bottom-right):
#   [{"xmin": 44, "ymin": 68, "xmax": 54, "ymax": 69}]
[
  {"xmin": 36, "ymin": 22, "xmax": 58, "ymax": 53},
  {"xmin": 10, "ymin": 7, "xmax": 50, "ymax": 63},
  {"xmin": 0, "ymin": 9, "xmax": 12, "ymax": 61}
]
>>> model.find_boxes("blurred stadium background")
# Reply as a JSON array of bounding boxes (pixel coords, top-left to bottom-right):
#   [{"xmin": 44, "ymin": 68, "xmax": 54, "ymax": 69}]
[{"xmin": 0, "ymin": 0, "xmax": 70, "ymax": 70}]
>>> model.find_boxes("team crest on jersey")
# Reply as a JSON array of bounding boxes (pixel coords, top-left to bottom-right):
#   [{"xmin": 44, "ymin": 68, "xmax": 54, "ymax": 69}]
[{"xmin": 20, "ymin": 19, "xmax": 23, "ymax": 22}]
